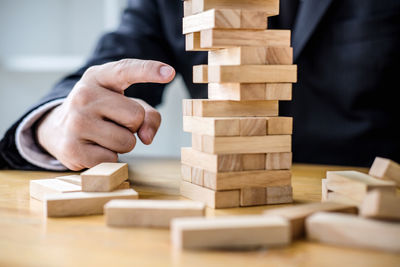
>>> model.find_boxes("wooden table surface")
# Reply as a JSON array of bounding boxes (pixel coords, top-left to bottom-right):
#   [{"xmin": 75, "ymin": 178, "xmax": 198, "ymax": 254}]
[{"xmin": 0, "ymin": 156, "xmax": 399, "ymax": 267}]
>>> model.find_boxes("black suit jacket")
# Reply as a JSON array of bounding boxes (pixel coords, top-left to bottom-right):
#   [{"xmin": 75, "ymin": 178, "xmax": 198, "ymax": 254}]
[{"xmin": 1, "ymin": 0, "xmax": 399, "ymax": 170}]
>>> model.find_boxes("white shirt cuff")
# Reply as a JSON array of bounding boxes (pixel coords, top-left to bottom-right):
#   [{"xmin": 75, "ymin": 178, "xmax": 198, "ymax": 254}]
[{"xmin": 15, "ymin": 99, "xmax": 68, "ymax": 171}]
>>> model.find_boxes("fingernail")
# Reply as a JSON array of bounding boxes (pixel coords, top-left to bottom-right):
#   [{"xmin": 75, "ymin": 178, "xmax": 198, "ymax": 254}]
[{"xmin": 159, "ymin": 65, "xmax": 174, "ymax": 78}]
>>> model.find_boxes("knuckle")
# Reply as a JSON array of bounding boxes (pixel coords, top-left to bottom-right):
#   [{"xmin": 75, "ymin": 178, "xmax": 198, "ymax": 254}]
[
  {"xmin": 148, "ymin": 109, "xmax": 162, "ymax": 127},
  {"xmin": 114, "ymin": 59, "xmax": 132, "ymax": 88},
  {"xmin": 122, "ymin": 134, "xmax": 136, "ymax": 152},
  {"xmin": 83, "ymin": 65, "xmax": 99, "ymax": 77},
  {"xmin": 70, "ymin": 82, "xmax": 95, "ymax": 107},
  {"xmin": 125, "ymin": 105, "xmax": 145, "ymax": 130}
]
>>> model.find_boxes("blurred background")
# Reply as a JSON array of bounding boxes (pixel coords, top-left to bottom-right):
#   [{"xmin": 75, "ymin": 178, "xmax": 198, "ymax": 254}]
[{"xmin": 0, "ymin": 0, "xmax": 190, "ymax": 158}]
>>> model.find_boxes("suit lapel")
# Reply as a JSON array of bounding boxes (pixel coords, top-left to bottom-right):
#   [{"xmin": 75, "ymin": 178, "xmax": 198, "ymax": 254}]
[{"xmin": 292, "ymin": 0, "xmax": 334, "ymax": 61}]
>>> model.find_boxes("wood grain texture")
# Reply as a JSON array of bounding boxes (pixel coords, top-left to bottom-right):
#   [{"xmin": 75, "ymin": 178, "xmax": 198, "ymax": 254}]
[
  {"xmin": 81, "ymin": 163, "xmax": 128, "ymax": 192},
  {"xmin": 265, "ymin": 83, "xmax": 292, "ymax": 100},
  {"xmin": 193, "ymin": 64, "xmax": 208, "ymax": 83},
  {"xmin": 191, "ymin": 0, "xmax": 280, "ymax": 16},
  {"xmin": 265, "ymin": 152, "xmax": 292, "ymax": 170},
  {"xmin": 241, "ymin": 154, "xmax": 266, "ymax": 170},
  {"xmin": 239, "ymin": 118, "xmax": 267, "ymax": 136},
  {"xmin": 266, "ymin": 185, "xmax": 293, "ymax": 204},
  {"xmin": 185, "ymin": 32, "xmax": 210, "ymax": 51},
  {"xmin": 240, "ymin": 187, "xmax": 266, "ymax": 206},
  {"xmin": 183, "ymin": 116, "xmax": 240, "ymax": 136},
  {"xmin": 360, "ymin": 190, "xmax": 400, "ymax": 221},
  {"xmin": 191, "ymin": 167, "xmax": 204, "ymax": 186},
  {"xmin": 267, "ymin": 117, "xmax": 293, "ymax": 135},
  {"xmin": 369, "ymin": 157, "xmax": 400, "ymax": 187}
]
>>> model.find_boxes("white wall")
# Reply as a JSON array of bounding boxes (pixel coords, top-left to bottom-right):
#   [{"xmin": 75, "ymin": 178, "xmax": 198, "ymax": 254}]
[{"xmin": 0, "ymin": 0, "xmax": 190, "ymax": 158}]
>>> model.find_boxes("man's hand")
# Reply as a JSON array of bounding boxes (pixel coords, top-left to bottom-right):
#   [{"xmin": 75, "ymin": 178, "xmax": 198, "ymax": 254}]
[{"xmin": 36, "ymin": 59, "xmax": 175, "ymax": 170}]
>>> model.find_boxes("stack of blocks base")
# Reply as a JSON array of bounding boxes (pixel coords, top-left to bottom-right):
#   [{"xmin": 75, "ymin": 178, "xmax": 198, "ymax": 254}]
[{"xmin": 180, "ymin": 0, "xmax": 297, "ymax": 208}]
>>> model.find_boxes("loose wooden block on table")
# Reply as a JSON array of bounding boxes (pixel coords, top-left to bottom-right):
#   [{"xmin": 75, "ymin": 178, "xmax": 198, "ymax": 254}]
[
  {"xmin": 105, "ymin": 199, "xmax": 205, "ymax": 228},
  {"xmin": 266, "ymin": 185, "xmax": 293, "ymax": 204},
  {"xmin": 325, "ymin": 192, "xmax": 361, "ymax": 206},
  {"xmin": 263, "ymin": 202, "xmax": 358, "ymax": 239},
  {"xmin": 44, "ymin": 189, "xmax": 138, "ymax": 217},
  {"xmin": 326, "ymin": 171, "xmax": 396, "ymax": 202},
  {"xmin": 81, "ymin": 163, "xmax": 128, "ymax": 192},
  {"xmin": 191, "ymin": 99, "xmax": 279, "ymax": 117},
  {"xmin": 306, "ymin": 212, "xmax": 400, "ymax": 253},
  {"xmin": 171, "ymin": 215, "xmax": 290, "ymax": 249},
  {"xmin": 30, "ymin": 179, "xmax": 81, "ymax": 201},
  {"xmin": 369, "ymin": 157, "xmax": 400, "ymax": 187},
  {"xmin": 240, "ymin": 187, "xmax": 266, "ymax": 206},
  {"xmin": 180, "ymin": 180, "xmax": 239, "ymax": 208},
  {"xmin": 266, "ymin": 117, "xmax": 293, "ymax": 135},
  {"xmin": 183, "ymin": 116, "xmax": 240, "ymax": 136},
  {"xmin": 183, "ymin": 9, "xmax": 267, "ymax": 34},
  {"xmin": 360, "ymin": 190, "xmax": 400, "ymax": 221},
  {"xmin": 200, "ymin": 29, "xmax": 290, "ymax": 48},
  {"xmin": 56, "ymin": 175, "xmax": 82, "ymax": 186},
  {"xmin": 190, "ymin": 0, "xmax": 280, "ymax": 15},
  {"xmin": 265, "ymin": 152, "xmax": 292, "ymax": 170}
]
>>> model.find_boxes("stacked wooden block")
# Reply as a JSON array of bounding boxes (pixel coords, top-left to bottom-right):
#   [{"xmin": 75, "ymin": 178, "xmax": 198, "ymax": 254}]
[{"xmin": 180, "ymin": 0, "xmax": 296, "ymax": 208}]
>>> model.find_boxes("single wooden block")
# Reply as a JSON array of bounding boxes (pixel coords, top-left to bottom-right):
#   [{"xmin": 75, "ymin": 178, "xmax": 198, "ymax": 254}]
[
  {"xmin": 239, "ymin": 118, "xmax": 267, "ymax": 136},
  {"xmin": 264, "ymin": 202, "xmax": 358, "ymax": 240},
  {"xmin": 180, "ymin": 180, "xmax": 239, "ymax": 209},
  {"xmin": 200, "ymin": 135, "xmax": 291, "ymax": 154},
  {"xmin": 191, "ymin": 0, "xmax": 280, "ymax": 16},
  {"xmin": 321, "ymin": 178, "xmax": 329, "ymax": 201},
  {"xmin": 326, "ymin": 171, "xmax": 396, "ymax": 202},
  {"xmin": 183, "ymin": 9, "xmax": 267, "ymax": 34},
  {"xmin": 201, "ymin": 29, "xmax": 290, "ymax": 49},
  {"xmin": 171, "ymin": 215, "xmax": 290, "ymax": 249},
  {"xmin": 191, "ymin": 167, "xmax": 204, "ymax": 186},
  {"xmin": 208, "ymin": 83, "xmax": 266, "ymax": 101},
  {"xmin": 265, "ymin": 83, "xmax": 292, "ymax": 100},
  {"xmin": 183, "ymin": 116, "xmax": 240, "ymax": 136},
  {"xmin": 192, "ymin": 99, "xmax": 279, "ymax": 117},
  {"xmin": 56, "ymin": 175, "xmax": 82, "ymax": 186},
  {"xmin": 240, "ymin": 187, "xmax": 266, "ymax": 206},
  {"xmin": 265, "ymin": 152, "xmax": 292, "ymax": 170},
  {"xmin": 203, "ymin": 169, "xmax": 291, "ymax": 190},
  {"xmin": 44, "ymin": 189, "xmax": 139, "ymax": 217},
  {"xmin": 241, "ymin": 154, "xmax": 266, "ymax": 170},
  {"xmin": 208, "ymin": 46, "xmax": 292, "ymax": 65},
  {"xmin": 369, "ymin": 157, "xmax": 400, "ymax": 188},
  {"xmin": 105, "ymin": 199, "xmax": 205, "ymax": 228},
  {"xmin": 325, "ymin": 192, "xmax": 361, "ymax": 206},
  {"xmin": 306, "ymin": 212, "xmax": 400, "ymax": 253},
  {"xmin": 193, "ymin": 64, "xmax": 208, "ymax": 83},
  {"xmin": 360, "ymin": 190, "xmax": 400, "ymax": 221},
  {"xmin": 182, "ymin": 99, "xmax": 193, "ymax": 116},
  {"xmin": 266, "ymin": 185, "xmax": 293, "ymax": 204},
  {"xmin": 30, "ymin": 179, "xmax": 81, "ymax": 201},
  {"xmin": 205, "ymin": 65, "xmax": 297, "ymax": 83},
  {"xmin": 266, "ymin": 117, "xmax": 293, "ymax": 135},
  {"xmin": 181, "ymin": 164, "xmax": 192, "ymax": 182},
  {"xmin": 185, "ymin": 32, "xmax": 210, "ymax": 51},
  {"xmin": 81, "ymin": 163, "xmax": 128, "ymax": 192},
  {"xmin": 183, "ymin": 0, "xmax": 192, "ymax": 17}
]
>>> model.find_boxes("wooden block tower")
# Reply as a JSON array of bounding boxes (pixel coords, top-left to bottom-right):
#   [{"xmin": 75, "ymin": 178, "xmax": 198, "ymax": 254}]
[{"xmin": 180, "ymin": 0, "xmax": 297, "ymax": 208}]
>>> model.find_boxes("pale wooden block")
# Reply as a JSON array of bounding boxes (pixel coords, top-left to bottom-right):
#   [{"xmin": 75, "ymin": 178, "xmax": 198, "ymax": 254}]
[
  {"xmin": 264, "ymin": 202, "xmax": 358, "ymax": 239},
  {"xmin": 306, "ymin": 212, "xmax": 400, "ymax": 253},
  {"xmin": 116, "ymin": 181, "xmax": 130, "ymax": 190},
  {"xmin": 203, "ymin": 169, "xmax": 291, "ymax": 190},
  {"xmin": 266, "ymin": 117, "xmax": 293, "ymax": 135},
  {"xmin": 81, "ymin": 163, "xmax": 128, "ymax": 192},
  {"xmin": 44, "ymin": 189, "xmax": 138, "ymax": 217},
  {"xmin": 183, "ymin": 116, "xmax": 240, "ymax": 136},
  {"xmin": 208, "ymin": 83, "xmax": 266, "ymax": 100},
  {"xmin": 201, "ymin": 135, "xmax": 291, "ymax": 154},
  {"xmin": 369, "ymin": 157, "xmax": 400, "ymax": 188},
  {"xmin": 183, "ymin": 0, "xmax": 192, "ymax": 17},
  {"xmin": 206, "ymin": 65, "xmax": 297, "ymax": 83},
  {"xmin": 182, "ymin": 99, "xmax": 193, "ymax": 116},
  {"xmin": 360, "ymin": 190, "xmax": 400, "ymax": 221},
  {"xmin": 201, "ymin": 29, "xmax": 290, "ymax": 48},
  {"xmin": 326, "ymin": 171, "xmax": 396, "ymax": 202},
  {"xmin": 185, "ymin": 32, "xmax": 210, "ymax": 51},
  {"xmin": 183, "ymin": 9, "xmax": 267, "ymax": 34},
  {"xmin": 242, "ymin": 154, "xmax": 265, "ymax": 170},
  {"xmin": 180, "ymin": 180, "xmax": 239, "ymax": 208},
  {"xmin": 191, "ymin": 0, "xmax": 280, "ymax": 16},
  {"xmin": 265, "ymin": 152, "xmax": 292, "ymax": 170},
  {"xmin": 56, "ymin": 175, "xmax": 82, "ymax": 186},
  {"xmin": 326, "ymin": 192, "xmax": 361, "ymax": 206},
  {"xmin": 240, "ymin": 187, "xmax": 266, "ymax": 206},
  {"xmin": 239, "ymin": 118, "xmax": 267, "ymax": 136},
  {"xmin": 30, "ymin": 179, "xmax": 81, "ymax": 201},
  {"xmin": 181, "ymin": 164, "xmax": 192, "ymax": 182},
  {"xmin": 191, "ymin": 133, "xmax": 203, "ymax": 151},
  {"xmin": 105, "ymin": 199, "xmax": 205, "ymax": 228},
  {"xmin": 193, "ymin": 64, "xmax": 208, "ymax": 83},
  {"xmin": 191, "ymin": 167, "xmax": 204, "ymax": 186},
  {"xmin": 171, "ymin": 215, "xmax": 290, "ymax": 249},
  {"xmin": 266, "ymin": 185, "xmax": 293, "ymax": 204},
  {"xmin": 192, "ymin": 99, "xmax": 278, "ymax": 117},
  {"xmin": 321, "ymin": 178, "xmax": 329, "ymax": 201},
  {"xmin": 265, "ymin": 83, "xmax": 292, "ymax": 100}
]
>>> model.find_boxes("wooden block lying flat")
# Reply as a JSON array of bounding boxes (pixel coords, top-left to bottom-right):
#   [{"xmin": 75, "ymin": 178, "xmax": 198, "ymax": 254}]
[
  {"xmin": 241, "ymin": 154, "xmax": 265, "ymax": 170},
  {"xmin": 265, "ymin": 83, "xmax": 292, "ymax": 100},
  {"xmin": 369, "ymin": 157, "xmax": 400, "ymax": 187},
  {"xmin": 30, "ymin": 179, "xmax": 81, "ymax": 201},
  {"xmin": 185, "ymin": 32, "xmax": 211, "ymax": 51},
  {"xmin": 56, "ymin": 175, "xmax": 82, "ymax": 186},
  {"xmin": 181, "ymin": 164, "xmax": 192, "ymax": 182},
  {"xmin": 239, "ymin": 118, "xmax": 266, "ymax": 136},
  {"xmin": 266, "ymin": 117, "xmax": 293, "ymax": 135},
  {"xmin": 360, "ymin": 190, "xmax": 400, "ymax": 221},
  {"xmin": 200, "ymin": 29, "xmax": 290, "ymax": 48},
  {"xmin": 326, "ymin": 171, "xmax": 396, "ymax": 202},
  {"xmin": 192, "ymin": 99, "xmax": 279, "ymax": 117},
  {"xmin": 266, "ymin": 185, "xmax": 293, "ymax": 204},
  {"xmin": 191, "ymin": 0, "xmax": 280, "ymax": 16},
  {"xmin": 182, "ymin": 99, "xmax": 193, "ymax": 116},
  {"xmin": 265, "ymin": 152, "xmax": 292, "ymax": 170},
  {"xmin": 193, "ymin": 65, "xmax": 208, "ymax": 83},
  {"xmin": 183, "ymin": 116, "xmax": 240, "ymax": 136},
  {"xmin": 183, "ymin": 9, "xmax": 267, "ymax": 34},
  {"xmin": 203, "ymin": 169, "xmax": 291, "ymax": 190},
  {"xmin": 208, "ymin": 47, "xmax": 292, "ymax": 65},
  {"xmin": 117, "ymin": 181, "xmax": 130, "ymax": 189},
  {"xmin": 240, "ymin": 187, "xmax": 266, "ymax": 206},
  {"xmin": 171, "ymin": 215, "xmax": 290, "ymax": 249},
  {"xmin": 191, "ymin": 167, "xmax": 204, "ymax": 186},
  {"xmin": 183, "ymin": 0, "xmax": 192, "ymax": 17},
  {"xmin": 81, "ymin": 163, "xmax": 128, "ymax": 192},
  {"xmin": 44, "ymin": 189, "xmax": 138, "ymax": 217},
  {"xmin": 180, "ymin": 180, "xmax": 239, "ymax": 208},
  {"xmin": 306, "ymin": 212, "xmax": 400, "ymax": 253},
  {"xmin": 105, "ymin": 199, "xmax": 205, "ymax": 228},
  {"xmin": 264, "ymin": 202, "xmax": 358, "ymax": 239},
  {"xmin": 325, "ymin": 192, "xmax": 361, "ymax": 206},
  {"xmin": 204, "ymin": 65, "xmax": 297, "ymax": 83}
]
